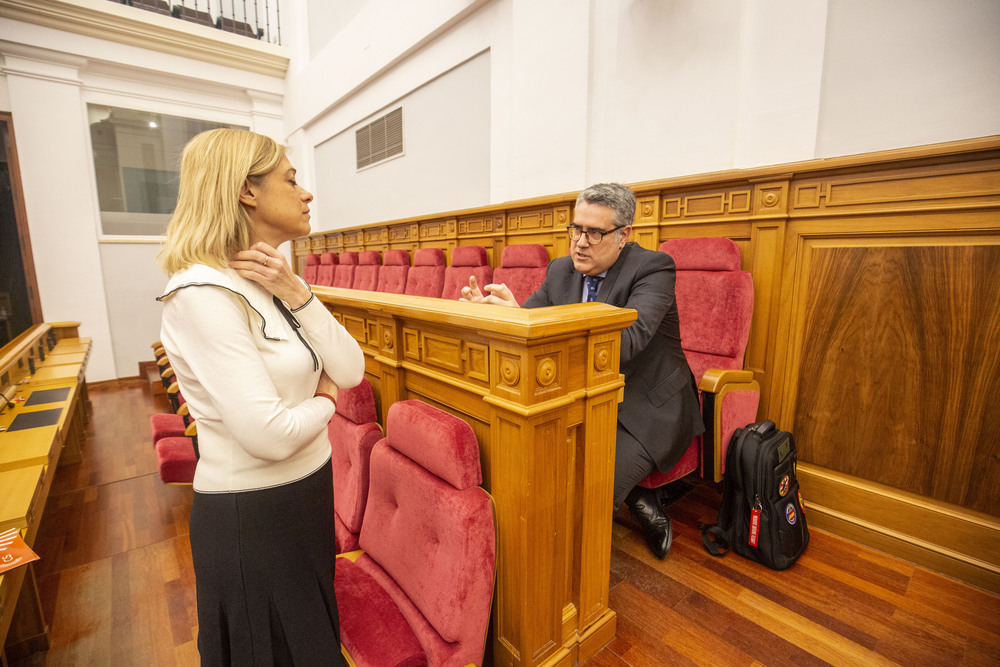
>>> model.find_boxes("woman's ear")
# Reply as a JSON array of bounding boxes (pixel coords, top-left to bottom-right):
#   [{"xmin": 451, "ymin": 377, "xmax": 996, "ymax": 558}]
[{"xmin": 238, "ymin": 180, "xmax": 257, "ymax": 208}]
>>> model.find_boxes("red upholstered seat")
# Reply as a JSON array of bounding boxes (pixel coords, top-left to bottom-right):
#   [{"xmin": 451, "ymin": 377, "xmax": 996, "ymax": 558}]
[
  {"xmin": 353, "ymin": 251, "xmax": 382, "ymax": 292},
  {"xmin": 303, "ymin": 253, "xmax": 321, "ymax": 284},
  {"xmin": 491, "ymin": 243, "xmax": 549, "ymax": 305},
  {"xmin": 333, "ymin": 251, "xmax": 359, "ymax": 288},
  {"xmin": 403, "ymin": 248, "xmax": 446, "ymax": 298},
  {"xmin": 640, "ymin": 237, "xmax": 759, "ymax": 489},
  {"xmin": 150, "ymin": 412, "xmax": 186, "ymax": 443},
  {"xmin": 154, "ymin": 435, "xmax": 197, "ymax": 484},
  {"xmin": 442, "ymin": 246, "xmax": 493, "ymax": 300},
  {"xmin": 316, "ymin": 252, "xmax": 338, "ymax": 286},
  {"xmin": 376, "ymin": 249, "xmax": 410, "ymax": 294},
  {"xmin": 329, "ymin": 377, "xmax": 382, "ymax": 554},
  {"xmin": 336, "ymin": 400, "xmax": 495, "ymax": 667}
]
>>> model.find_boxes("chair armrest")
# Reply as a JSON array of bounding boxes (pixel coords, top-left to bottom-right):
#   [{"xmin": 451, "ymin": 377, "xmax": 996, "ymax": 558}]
[
  {"xmin": 699, "ymin": 368, "xmax": 755, "ymax": 393},
  {"xmin": 699, "ymin": 368, "xmax": 760, "ymax": 483}
]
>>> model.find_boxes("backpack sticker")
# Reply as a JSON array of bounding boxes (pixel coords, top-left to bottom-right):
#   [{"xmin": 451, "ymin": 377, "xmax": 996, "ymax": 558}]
[
  {"xmin": 785, "ymin": 503, "xmax": 797, "ymax": 525},
  {"xmin": 778, "ymin": 475, "xmax": 790, "ymax": 497}
]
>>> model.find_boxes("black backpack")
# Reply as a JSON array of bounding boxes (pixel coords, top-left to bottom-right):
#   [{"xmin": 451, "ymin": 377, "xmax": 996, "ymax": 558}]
[{"xmin": 700, "ymin": 420, "xmax": 809, "ymax": 570}]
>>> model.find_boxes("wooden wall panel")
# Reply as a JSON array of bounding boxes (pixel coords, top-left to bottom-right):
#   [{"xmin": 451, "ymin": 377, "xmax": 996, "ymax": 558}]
[
  {"xmin": 298, "ymin": 136, "xmax": 1000, "ymax": 592},
  {"xmin": 793, "ymin": 241, "xmax": 1000, "ymax": 514}
]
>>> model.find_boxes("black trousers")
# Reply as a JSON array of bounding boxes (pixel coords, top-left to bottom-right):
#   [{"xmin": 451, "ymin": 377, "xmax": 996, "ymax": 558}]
[
  {"xmin": 190, "ymin": 458, "xmax": 344, "ymax": 666},
  {"xmin": 613, "ymin": 423, "xmax": 658, "ymax": 512}
]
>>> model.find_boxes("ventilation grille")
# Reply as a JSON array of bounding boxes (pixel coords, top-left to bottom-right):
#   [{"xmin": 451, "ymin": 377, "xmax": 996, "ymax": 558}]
[{"xmin": 356, "ymin": 107, "xmax": 403, "ymax": 169}]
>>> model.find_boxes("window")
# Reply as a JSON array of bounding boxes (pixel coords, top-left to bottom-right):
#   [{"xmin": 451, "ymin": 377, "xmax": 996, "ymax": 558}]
[
  {"xmin": 88, "ymin": 105, "xmax": 245, "ymax": 236},
  {"xmin": 355, "ymin": 107, "xmax": 404, "ymax": 170}
]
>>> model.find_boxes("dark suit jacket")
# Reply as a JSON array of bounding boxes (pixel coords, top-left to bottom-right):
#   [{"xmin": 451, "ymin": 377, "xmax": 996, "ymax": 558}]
[{"xmin": 523, "ymin": 242, "xmax": 704, "ymax": 472}]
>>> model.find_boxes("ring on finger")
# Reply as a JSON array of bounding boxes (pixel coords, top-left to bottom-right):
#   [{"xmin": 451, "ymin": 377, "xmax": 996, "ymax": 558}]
[{"xmin": 263, "ymin": 256, "xmax": 269, "ymax": 267}]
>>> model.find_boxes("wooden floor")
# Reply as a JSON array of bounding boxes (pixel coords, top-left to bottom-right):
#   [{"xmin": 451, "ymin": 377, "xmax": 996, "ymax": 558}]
[{"xmin": 7, "ymin": 378, "xmax": 1000, "ymax": 666}]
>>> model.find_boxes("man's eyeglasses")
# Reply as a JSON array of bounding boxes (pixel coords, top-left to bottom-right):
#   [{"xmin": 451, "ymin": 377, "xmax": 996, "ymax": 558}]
[{"xmin": 567, "ymin": 224, "xmax": 625, "ymax": 245}]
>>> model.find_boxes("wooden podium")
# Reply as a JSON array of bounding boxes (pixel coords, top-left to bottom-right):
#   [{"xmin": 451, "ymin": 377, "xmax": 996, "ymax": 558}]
[{"xmin": 313, "ymin": 288, "xmax": 635, "ymax": 667}]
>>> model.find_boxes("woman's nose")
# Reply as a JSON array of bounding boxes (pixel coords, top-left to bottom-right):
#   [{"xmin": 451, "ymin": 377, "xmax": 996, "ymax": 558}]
[{"xmin": 301, "ymin": 188, "xmax": 314, "ymax": 203}]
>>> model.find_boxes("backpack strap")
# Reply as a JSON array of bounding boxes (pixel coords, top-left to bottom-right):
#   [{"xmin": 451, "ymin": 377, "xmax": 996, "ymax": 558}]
[{"xmin": 699, "ymin": 523, "xmax": 731, "ymax": 557}]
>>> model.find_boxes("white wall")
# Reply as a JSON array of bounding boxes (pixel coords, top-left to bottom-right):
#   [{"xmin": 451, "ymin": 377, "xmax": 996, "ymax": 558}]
[
  {"xmin": 312, "ymin": 50, "xmax": 491, "ymax": 227},
  {"xmin": 0, "ymin": 16, "xmax": 286, "ymax": 381},
  {"xmin": 288, "ymin": 0, "xmax": 1000, "ymax": 234},
  {"xmin": 817, "ymin": 0, "xmax": 1000, "ymax": 155},
  {"xmin": 3, "ymin": 0, "xmax": 999, "ymax": 380}
]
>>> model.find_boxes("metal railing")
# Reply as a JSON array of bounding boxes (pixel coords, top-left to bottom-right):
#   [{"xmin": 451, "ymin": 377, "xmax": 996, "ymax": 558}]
[{"xmin": 112, "ymin": 0, "xmax": 282, "ymax": 45}]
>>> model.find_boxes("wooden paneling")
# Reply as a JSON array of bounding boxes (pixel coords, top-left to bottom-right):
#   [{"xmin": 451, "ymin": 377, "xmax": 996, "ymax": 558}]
[
  {"xmin": 794, "ymin": 243, "xmax": 1000, "ymax": 513},
  {"xmin": 296, "ymin": 136, "xmax": 1000, "ymax": 594}
]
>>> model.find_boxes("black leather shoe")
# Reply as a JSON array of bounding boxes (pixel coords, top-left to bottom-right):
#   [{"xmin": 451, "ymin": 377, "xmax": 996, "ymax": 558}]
[{"xmin": 627, "ymin": 487, "xmax": 674, "ymax": 559}]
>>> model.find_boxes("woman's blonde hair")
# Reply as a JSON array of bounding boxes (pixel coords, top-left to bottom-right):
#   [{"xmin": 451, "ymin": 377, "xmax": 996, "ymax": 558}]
[{"xmin": 157, "ymin": 128, "xmax": 286, "ymax": 274}]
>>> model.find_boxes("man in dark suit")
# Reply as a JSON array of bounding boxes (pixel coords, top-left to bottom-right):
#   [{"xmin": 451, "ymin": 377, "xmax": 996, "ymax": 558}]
[{"xmin": 461, "ymin": 183, "xmax": 704, "ymax": 559}]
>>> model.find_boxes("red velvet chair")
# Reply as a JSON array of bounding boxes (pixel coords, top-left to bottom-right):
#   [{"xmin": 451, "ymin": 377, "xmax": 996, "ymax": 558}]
[
  {"xmin": 316, "ymin": 252, "xmax": 338, "ymax": 286},
  {"xmin": 376, "ymin": 249, "xmax": 410, "ymax": 293},
  {"xmin": 303, "ymin": 253, "xmax": 321, "ymax": 284},
  {"xmin": 329, "ymin": 377, "xmax": 382, "ymax": 554},
  {"xmin": 333, "ymin": 251, "xmax": 359, "ymax": 289},
  {"xmin": 336, "ymin": 400, "xmax": 496, "ymax": 667},
  {"xmin": 150, "ymin": 366, "xmax": 188, "ymax": 442},
  {"xmin": 353, "ymin": 251, "xmax": 381, "ymax": 292},
  {"xmin": 154, "ymin": 420, "xmax": 198, "ymax": 485},
  {"xmin": 491, "ymin": 243, "xmax": 549, "ymax": 305},
  {"xmin": 639, "ymin": 237, "xmax": 759, "ymax": 491},
  {"xmin": 442, "ymin": 246, "xmax": 493, "ymax": 301},
  {"xmin": 403, "ymin": 248, "xmax": 446, "ymax": 298}
]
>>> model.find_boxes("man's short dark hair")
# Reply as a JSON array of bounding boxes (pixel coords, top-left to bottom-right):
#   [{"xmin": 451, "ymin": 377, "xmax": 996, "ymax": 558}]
[{"xmin": 576, "ymin": 183, "xmax": 636, "ymax": 229}]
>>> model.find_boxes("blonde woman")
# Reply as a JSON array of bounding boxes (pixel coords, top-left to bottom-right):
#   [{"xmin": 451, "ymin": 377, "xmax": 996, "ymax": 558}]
[{"xmin": 157, "ymin": 128, "xmax": 363, "ymax": 665}]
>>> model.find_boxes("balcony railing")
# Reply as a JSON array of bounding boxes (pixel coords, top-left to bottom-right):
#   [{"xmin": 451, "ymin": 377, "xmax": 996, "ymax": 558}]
[{"xmin": 110, "ymin": 0, "xmax": 281, "ymax": 45}]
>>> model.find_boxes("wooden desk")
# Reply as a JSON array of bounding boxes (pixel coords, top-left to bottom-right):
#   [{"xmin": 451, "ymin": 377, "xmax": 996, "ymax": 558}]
[
  {"xmin": 1, "ymin": 324, "xmax": 89, "ymax": 658},
  {"xmin": 49, "ymin": 342, "xmax": 90, "ymax": 355},
  {"xmin": 0, "ymin": 465, "xmax": 45, "ymax": 536},
  {"xmin": 39, "ymin": 352, "xmax": 87, "ymax": 367}
]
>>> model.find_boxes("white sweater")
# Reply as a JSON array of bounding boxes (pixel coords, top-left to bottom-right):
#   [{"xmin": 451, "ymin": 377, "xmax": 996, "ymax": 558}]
[{"xmin": 158, "ymin": 265, "xmax": 365, "ymax": 492}]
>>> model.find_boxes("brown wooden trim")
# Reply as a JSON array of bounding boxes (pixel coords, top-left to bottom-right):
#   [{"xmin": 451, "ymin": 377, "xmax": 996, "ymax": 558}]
[{"xmin": 1, "ymin": 113, "xmax": 43, "ymax": 326}]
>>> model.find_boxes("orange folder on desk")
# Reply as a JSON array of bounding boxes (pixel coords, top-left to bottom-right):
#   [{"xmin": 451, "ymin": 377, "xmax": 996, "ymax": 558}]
[{"xmin": 0, "ymin": 527, "xmax": 39, "ymax": 575}]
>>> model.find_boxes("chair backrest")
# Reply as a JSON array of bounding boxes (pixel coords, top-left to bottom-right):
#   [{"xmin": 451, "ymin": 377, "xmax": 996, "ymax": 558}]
[
  {"xmin": 316, "ymin": 252, "xmax": 338, "ymax": 286},
  {"xmin": 353, "ymin": 251, "xmax": 381, "ymax": 292},
  {"xmin": 333, "ymin": 251, "xmax": 359, "ymax": 288},
  {"xmin": 442, "ymin": 246, "xmax": 493, "ymax": 300},
  {"xmin": 328, "ymin": 377, "xmax": 382, "ymax": 553},
  {"xmin": 659, "ymin": 237, "xmax": 754, "ymax": 383},
  {"xmin": 491, "ymin": 243, "xmax": 549, "ymax": 305},
  {"xmin": 357, "ymin": 400, "xmax": 495, "ymax": 666},
  {"xmin": 376, "ymin": 249, "xmax": 410, "ymax": 293},
  {"xmin": 303, "ymin": 253, "xmax": 321, "ymax": 284},
  {"xmin": 403, "ymin": 248, "xmax": 446, "ymax": 298}
]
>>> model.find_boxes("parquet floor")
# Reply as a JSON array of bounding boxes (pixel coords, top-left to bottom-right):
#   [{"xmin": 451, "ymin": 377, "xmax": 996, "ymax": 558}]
[{"xmin": 8, "ymin": 378, "xmax": 1000, "ymax": 666}]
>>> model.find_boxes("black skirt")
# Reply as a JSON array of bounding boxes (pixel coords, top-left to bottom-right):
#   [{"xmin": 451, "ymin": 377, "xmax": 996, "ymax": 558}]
[{"xmin": 189, "ymin": 457, "xmax": 344, "ymax": 666}]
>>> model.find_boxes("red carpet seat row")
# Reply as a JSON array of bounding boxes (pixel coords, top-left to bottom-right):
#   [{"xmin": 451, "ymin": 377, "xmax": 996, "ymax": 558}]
[{"xmin": 301, "ymin": 243, "xmax": 549, "ymax": 300}]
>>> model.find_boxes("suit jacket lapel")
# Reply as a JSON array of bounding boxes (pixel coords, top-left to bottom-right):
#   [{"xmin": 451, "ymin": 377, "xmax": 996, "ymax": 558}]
[{"xmin": 595, "ymin": 243, "xmax": 632, "ymax": 304}]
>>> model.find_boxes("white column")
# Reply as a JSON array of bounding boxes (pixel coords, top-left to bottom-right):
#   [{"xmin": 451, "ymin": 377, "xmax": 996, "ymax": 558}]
[{"xmin": 3, "ymin": 49, "xmax": 117, "ymax": 382}]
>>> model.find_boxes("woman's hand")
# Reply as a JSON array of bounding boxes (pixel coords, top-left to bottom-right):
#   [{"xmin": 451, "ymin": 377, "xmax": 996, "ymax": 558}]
[{"xmin": 230, "ymin": 242, "xmax": 313, "ymax": 309}]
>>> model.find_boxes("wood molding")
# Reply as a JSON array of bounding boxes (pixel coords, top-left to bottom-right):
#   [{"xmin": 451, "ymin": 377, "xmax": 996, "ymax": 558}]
[
  {"xmin": 799, "ymin": 463, "xmax": 1000, "ymax": 593},
  {"xmin": 0, "ymin": 0, "xmax": 289, "ymax": 78}
]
